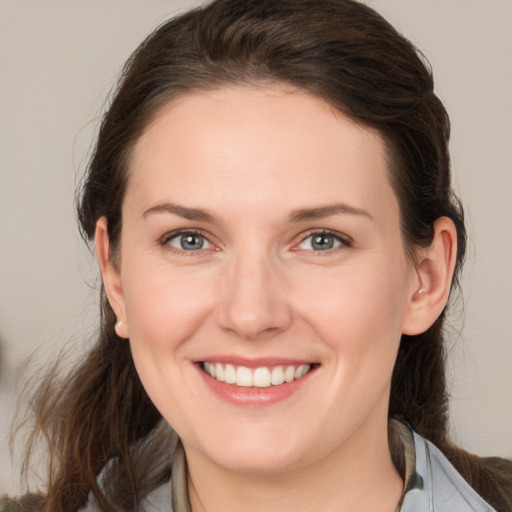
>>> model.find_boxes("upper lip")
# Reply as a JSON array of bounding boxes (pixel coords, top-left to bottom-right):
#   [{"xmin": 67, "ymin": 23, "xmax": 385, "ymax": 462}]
[{"xmin": 194, "ymin": 356, "xmax": 318, "ymax": 368}]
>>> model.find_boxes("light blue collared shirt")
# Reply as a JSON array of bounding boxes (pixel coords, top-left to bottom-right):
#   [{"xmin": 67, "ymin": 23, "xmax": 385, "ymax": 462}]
[{"xmin": 400, "ymin": 428, "xmax": 496, "ymax": 511}]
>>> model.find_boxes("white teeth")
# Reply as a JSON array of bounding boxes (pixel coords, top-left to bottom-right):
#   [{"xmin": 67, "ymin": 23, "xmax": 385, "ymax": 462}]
[
  {"xmin": 236, "ymin": 366, "xmax": 253, "ymax": 387},
  {"xmin": 271, "ymin": 366, "xmax": 285, "ymax": 385},
  {"xmin": 215, "ymin": 363, "xmax": 225, "ymax": 382},
  {"xmin": 204, "ymin": 362, "xmax": 214, "ymax": 377},
  {"xmin": 224, "ymin": 364, "xmax": 236, "ymax": 384},
  {"xmin": 284, "ymin": 365, "xmax": 295, "ymax": 383},
  {"xmin": 295, "ymin": 364, "xmax": 309, "ymax": 379},
  {"xmin": 253, "ymin": 367, "xmax": 271, "ymax": 388},
  {"xmin": 203, "ymin": 362, "xmax": 311, "ymax": 387}
]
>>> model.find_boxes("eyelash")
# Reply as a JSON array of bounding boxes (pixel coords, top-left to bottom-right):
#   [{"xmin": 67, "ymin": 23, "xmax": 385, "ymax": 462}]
[
  {"xmin": 294, "ymin": 229, "xmax": 353, "ymax": 254},
  {"xmin": 160, "ymin": 229, "xmax": 215, "ymax": 256},
  {"xmin": 159, "ymin": 228, "xmax": 352, "ymax": 256}
]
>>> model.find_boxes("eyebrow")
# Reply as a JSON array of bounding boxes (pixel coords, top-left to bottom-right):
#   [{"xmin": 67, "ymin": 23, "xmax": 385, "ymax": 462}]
[
  {"xmin": 143, "ymin": 201, "xmax": 373, "ymax": 223},
  {"xmin": 143, "ymin": 203, "xmax": 214, "ymax": 222},
  {"xmin": 287, "ymin": 203, "xmax": 373, "ymax": 222}
]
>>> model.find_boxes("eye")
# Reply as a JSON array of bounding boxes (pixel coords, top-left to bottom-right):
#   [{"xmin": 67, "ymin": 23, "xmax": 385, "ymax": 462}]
[
  {"xmin": 165, "ymin": 231, "xmax": 213, "ymax": 251},
  {"xmin": 296, "ymin": 231, "xmax": 350, "ymax": 252}
]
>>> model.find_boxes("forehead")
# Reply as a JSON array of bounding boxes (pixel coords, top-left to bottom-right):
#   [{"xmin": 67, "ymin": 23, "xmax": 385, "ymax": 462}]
[{"xmin": 126, "ymin": 86, "xmax": 398, "ymax": 224}]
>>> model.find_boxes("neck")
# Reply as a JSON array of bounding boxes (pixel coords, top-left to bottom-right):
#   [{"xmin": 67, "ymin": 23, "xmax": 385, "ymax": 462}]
[{"xmin": 185, "ymin": 420, "xmax": 403, "ymax": 512}]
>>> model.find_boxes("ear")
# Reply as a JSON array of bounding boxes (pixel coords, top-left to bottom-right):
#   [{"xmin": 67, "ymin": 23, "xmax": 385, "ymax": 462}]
[
  {"xmin": 402, "ymin": 217, "xmax": 458, "ymax": 335},
  {"xmin": 95, "ymin": 217, "xmax": 129, "ymax": 338}
]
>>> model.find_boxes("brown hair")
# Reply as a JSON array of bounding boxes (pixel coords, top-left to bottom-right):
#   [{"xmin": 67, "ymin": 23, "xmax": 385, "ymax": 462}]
[{"xmin": 14, "ymin": 1, "xmax": 512, "ymax": 510}]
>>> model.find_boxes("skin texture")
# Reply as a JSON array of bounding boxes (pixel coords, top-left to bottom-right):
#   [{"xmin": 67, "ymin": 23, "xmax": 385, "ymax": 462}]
[{"xmin": 96, "ymin": 86, "xmax": 457, "ymax": 512}]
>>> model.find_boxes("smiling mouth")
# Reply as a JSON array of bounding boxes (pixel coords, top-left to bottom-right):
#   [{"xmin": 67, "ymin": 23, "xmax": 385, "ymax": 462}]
[{"xmin": 201, "ymin": 362, "xmax": 316, "ymax": 388}]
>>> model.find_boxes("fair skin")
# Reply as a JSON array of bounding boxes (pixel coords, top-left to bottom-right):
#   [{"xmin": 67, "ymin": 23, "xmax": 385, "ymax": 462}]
[{"xmin": 96, "ymin": 86, "xmax": 457, "ymax": 512}]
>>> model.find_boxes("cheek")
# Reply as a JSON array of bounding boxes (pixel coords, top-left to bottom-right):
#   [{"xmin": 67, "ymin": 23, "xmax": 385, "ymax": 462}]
[
  {"xmin": 120, "ymin": 264, "xmax": 216, "ymax": 428},
  {"xmin": 121, "ymin": 260, "xmax": 216, "ymax": 354},
  {"xmin": 298, "ymin": 260, "xmax": 409, "ymax": 329}
]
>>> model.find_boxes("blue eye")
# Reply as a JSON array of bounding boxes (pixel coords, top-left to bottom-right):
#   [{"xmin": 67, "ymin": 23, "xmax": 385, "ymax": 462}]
[
  {"xmin": 166, "ymin": 232, "xmax": 212, "ymax": 251},
  {"xmin": 298, "ymin": 232, "xmax": 346, "ymax": 251}
]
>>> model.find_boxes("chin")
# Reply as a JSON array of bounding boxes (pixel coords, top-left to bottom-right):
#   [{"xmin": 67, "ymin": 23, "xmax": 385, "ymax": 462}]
[
  {"xmin": 187, "ymin": 424, "xmax": 316, "ymax": 474},
  {"xmin": 209, "ymin": 447, "xmax": 305, "ymax": 474}
]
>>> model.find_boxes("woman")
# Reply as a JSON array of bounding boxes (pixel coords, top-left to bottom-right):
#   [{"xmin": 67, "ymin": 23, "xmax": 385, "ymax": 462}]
[{"xmin": 4, "ymin": 0, "xmax": 511, "ymax": 511}]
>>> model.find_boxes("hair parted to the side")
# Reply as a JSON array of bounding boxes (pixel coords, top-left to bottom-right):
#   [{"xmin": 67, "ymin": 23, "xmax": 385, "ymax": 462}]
[{"xmin": 14, "ymin": 1, "xmax": 512, "ymax": 511}]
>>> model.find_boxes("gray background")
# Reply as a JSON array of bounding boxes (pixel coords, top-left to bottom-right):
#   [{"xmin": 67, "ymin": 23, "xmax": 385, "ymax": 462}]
[{"xmin": 1, "ymin": 0, "xmax": 511, "ymax": 494}]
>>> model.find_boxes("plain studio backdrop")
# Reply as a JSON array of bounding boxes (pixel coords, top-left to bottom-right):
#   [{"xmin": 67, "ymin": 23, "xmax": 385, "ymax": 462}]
[{"xmin": 0, "ymin": 0, "xmax": 511, "ymax": 496}]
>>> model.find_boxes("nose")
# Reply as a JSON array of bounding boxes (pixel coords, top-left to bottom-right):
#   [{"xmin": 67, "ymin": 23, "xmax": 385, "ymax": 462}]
[{"xmin": 217, "ymin": 253, "xmax": 293, "ymax": 341}]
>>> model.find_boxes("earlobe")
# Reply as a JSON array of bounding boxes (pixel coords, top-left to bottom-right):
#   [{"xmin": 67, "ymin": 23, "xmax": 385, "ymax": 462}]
[
  {"xmin": 95, "ymin": 217, "xmax": 129, "ymax": 339},
  {"xmin": 402, "ymin": 217, "xmax": 458, "ymax": 336}
]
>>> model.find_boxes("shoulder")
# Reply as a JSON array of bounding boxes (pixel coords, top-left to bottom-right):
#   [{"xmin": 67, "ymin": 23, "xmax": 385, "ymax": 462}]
[
  {"xmin": 80, "ymin": 422, "xmax": 179, "ymax": 512},
  {"xmin": 401, "ymin": 429, "xmax": 497, "ymax": 512},
  {"xmin": 79, "ymin": 480, "xmax": 174, "ymax": 512}
]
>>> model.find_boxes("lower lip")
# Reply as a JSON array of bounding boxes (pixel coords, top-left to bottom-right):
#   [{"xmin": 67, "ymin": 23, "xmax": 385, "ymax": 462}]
[{"xmin": 195, "ymin": 364, "xmax": 316, "ymax": 407}]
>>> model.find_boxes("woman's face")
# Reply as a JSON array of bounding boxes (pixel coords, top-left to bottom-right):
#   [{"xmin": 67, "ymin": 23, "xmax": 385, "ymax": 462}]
[{"xmin": 110, "ymin": 86, "xmax": 420, "ymax": 473}]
